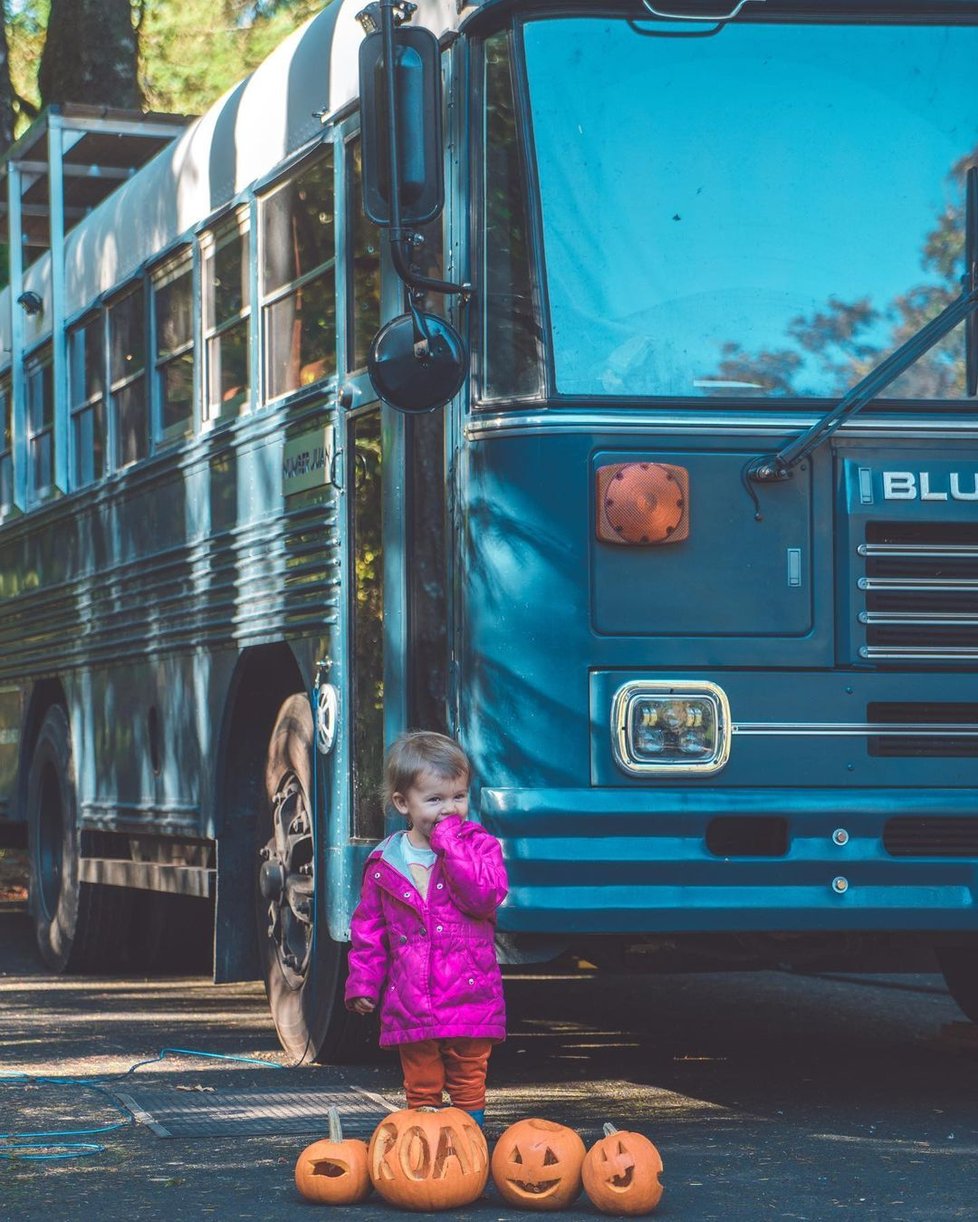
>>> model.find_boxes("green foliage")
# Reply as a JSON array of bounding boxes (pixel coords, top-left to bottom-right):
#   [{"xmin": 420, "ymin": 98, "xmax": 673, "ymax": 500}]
[
  {"xmin": 139, "ymin": 0, "xmax": 324, "ymax": 116},
  {"xmin": 7, "ymin": 0, "xmax": 325, "ymax": 129},
  {"xmin": 8, "ymin": 0, "xmax": 48, "ymax": 136}
]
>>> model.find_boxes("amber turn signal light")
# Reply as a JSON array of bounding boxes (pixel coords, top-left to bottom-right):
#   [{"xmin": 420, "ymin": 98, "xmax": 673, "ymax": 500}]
[{"xmin": 595, "ymin": 462, "xmax": 689, "ymax": 545}]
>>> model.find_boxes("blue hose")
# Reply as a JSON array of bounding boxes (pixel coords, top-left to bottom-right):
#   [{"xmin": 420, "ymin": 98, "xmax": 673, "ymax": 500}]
[{"xmin": 3, "ymin": 1141, "xmax": 108, "ymax": 1161}]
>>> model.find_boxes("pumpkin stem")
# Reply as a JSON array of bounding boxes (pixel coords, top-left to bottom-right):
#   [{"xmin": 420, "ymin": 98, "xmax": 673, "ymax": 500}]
[
  {"xmin": 602, "ymin": 1123, "xmax": 619, "ymax": 1138},
  {"xmin": 328, "ymin": 1106, "xmax": 343, "ymax": 1143}
]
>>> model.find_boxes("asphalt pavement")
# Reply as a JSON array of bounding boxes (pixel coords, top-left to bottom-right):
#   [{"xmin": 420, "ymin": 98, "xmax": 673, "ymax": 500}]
[{"xmin": 2, "ymin": 888, "xmax": 978, "ymax": 1221}]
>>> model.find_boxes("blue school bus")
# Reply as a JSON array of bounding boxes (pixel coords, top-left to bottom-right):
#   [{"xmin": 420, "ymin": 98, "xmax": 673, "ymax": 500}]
[{"xmin": 2, "ymin": 0, "xmax": 978, "ymax": 1062}]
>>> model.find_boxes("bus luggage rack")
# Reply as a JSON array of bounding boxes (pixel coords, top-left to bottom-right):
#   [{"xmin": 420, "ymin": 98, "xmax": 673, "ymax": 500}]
[
  {"xmin": 883, "ymin": 817, "xmax": 978, "ymax": 857},
  {"xmin": 857, "ymin": 523, "xmax": 978, "ymax": 661}
]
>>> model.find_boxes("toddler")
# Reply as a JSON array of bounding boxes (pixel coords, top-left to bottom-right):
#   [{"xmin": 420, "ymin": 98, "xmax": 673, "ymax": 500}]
[{"xmin": 345, "ymin": 731, "xmax": 507, "ymax": 1126}]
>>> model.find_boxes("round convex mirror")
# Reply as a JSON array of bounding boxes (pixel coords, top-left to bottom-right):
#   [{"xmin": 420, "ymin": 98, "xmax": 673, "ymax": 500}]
[{"xmin": 367, "ymin": 312, "xmax": 466, "ymax": 413}]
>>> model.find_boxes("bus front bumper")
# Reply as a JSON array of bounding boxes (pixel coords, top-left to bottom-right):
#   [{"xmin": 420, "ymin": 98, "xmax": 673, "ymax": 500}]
[{"xmin": 481, "ymin": 787, "xmax": 978, "ymax": 934}]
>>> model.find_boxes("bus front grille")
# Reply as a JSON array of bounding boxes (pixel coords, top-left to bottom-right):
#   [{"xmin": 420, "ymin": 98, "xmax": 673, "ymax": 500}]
[
  {"xmin": 883, "ymin": 816, "xmax": 978, "ymax": 857},
  {"xmin": 857, "ymin": 523, "xmax": 978, "ymax": 661},
  {"xmin": 867, "ymin": 702, "xmax": 978, "ymax": 757}
]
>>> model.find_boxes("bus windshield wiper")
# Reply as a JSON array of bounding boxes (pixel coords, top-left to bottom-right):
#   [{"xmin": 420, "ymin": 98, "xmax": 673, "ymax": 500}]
[{"xmin": 748, "ymin": 166, "xmax": 978, "ymax": 485}]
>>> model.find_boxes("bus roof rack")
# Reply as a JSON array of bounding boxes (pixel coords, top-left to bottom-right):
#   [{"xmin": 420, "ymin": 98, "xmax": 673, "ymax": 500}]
[{"xmin": 0, "ymin": 103, "xmax": 193, "ymax": 264}]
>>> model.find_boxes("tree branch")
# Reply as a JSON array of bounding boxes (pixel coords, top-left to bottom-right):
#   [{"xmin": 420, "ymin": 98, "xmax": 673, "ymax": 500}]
[{"xmin": 14, "ymin": 90, "xmax": 38, "ymax": 120}]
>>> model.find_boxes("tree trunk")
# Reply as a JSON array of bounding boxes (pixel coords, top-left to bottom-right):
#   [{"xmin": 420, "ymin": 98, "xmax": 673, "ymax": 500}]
[
  {"xmin": 0, "ymin": 2, "xmax": 15, "ymax": 154},
  {"xmin": 38, "ymin": 0, "xmax": 140, "ymax": 111}
]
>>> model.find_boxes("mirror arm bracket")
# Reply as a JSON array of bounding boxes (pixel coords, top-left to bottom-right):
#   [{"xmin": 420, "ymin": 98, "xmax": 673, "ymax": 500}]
[{"xmin": 389, "ymin": 231, "xmax": 471, "ymax": 302}]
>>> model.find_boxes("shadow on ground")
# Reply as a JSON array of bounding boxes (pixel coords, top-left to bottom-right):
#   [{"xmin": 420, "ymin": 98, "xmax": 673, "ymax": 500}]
[{"xmin": 2, "ymin": 905, "xmax": 978, "ymax": 1221}]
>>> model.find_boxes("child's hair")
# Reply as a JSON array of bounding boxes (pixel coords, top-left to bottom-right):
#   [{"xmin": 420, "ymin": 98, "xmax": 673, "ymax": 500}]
[{"xmin": 383, "ymin": 730, "xmax": 471, "ymax": 810}]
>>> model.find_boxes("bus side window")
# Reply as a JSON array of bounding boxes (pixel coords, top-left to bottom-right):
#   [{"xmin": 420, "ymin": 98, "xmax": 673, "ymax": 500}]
[
  {"xmin": 152, "ymin": 257, "xmax": 195, "ymax": 442},
  {"xmin": 108, "ymin": 286, "xmax": 147, "ymax": 470},
  {"xmin": 25, "ymin": 344, "xmax": 54, "ymax": 501},
  {"xmin": 260, "ymin": 150, "xmax": 336, "ymax": 402},
  {"xmin": 408, "ymin": 406, "xmax": 448, "ymax": 734},
  {"xmin": 350, "ymin": 407, "xmax": 385, "ymax": 840},
  {"xmin": 202, "ymin": 215, "xmax": 250, "ymax": 421},
  {"xmin": 0, "ymin": 374, "xmax": 12, "ymax": 515},
  {"xmin": 68, "ymin": 314, "xmax": 106, "ymax": 488},
  {"xmin": 405, "ymin": 148, "xmax": 448, "ymax": 732},
  {"xmin": 345, "ymin": 135, "xmax": 381, "ymax": 374}
]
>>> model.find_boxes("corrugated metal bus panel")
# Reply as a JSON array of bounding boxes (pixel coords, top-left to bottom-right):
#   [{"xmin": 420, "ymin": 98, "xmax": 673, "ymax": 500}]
[{"xmin": 0, "ymin": 476, "xmax": 340, "ymax": 677}]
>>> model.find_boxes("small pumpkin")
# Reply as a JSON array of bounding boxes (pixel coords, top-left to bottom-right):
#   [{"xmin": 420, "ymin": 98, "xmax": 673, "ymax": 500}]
[
  {"xmin": 490, "ymin": 1118, "xmax": 586, "ymax": 1210},
  {"xmin": 368, "ymin": 1106, "xmax": 489, "ymax": 1211},
  {"xmin": 582, "ymin": 1123, "xmax": 663, "ymax": 1216},
  {"xmin": 294, "ymin": 1106, "xmax": 372, "ymax": 1205}
]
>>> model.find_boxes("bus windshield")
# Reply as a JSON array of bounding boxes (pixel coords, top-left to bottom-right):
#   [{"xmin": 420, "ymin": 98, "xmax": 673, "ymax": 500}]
[{"xmin": 521, "ymin": 16, "xmax": 978, "ymax": 402}]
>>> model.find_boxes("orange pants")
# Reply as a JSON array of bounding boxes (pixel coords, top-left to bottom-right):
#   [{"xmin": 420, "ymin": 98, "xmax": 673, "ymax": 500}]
[{"xmin": 398, "ymin": 1037, "xmax": 493, "ymax": 1111}]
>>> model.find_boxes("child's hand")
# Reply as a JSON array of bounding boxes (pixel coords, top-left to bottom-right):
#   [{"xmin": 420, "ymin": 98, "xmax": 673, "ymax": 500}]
[{"xmin": 351, "ymin": 997, "xmax": 375, "ymax": 1015}]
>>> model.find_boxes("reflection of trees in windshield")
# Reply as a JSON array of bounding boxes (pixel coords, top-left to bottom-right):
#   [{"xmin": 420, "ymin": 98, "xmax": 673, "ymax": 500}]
[{"xmin": 713, "ymin": 151, "xmax": 975, "ymax": 400}]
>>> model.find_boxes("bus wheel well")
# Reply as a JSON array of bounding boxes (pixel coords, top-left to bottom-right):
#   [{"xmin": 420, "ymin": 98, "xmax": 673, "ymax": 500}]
[
  {"xmin": 17, "ymin": 679, "xmax": 68, "ymax": 823},
  {"xmin": 212, "ymin": 644, "xmax": 305, "ymax": 983},
  {"xmin": 27, "ymin": 702, "xmax": 132, "ymax": 972},
  {"xmin": 218, "ymin": 644, "xmax": 305, "ymax": 830}
]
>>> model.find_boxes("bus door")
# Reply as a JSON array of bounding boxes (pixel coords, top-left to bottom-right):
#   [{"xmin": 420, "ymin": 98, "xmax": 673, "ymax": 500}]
[
  {"xmin": 333, "ymin": 116, "xmax": 451, "ymax": 865},
  {"xmin": 332, "ymin": 48, "xmax": 457, "ymax": 874},
  {"xmin": 334, "ymin": 120, "xmax": 388, "ymax": 857}
]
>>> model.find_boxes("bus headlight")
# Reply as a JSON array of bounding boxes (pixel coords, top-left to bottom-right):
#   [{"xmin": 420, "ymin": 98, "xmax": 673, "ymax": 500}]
[{"xmin": 611, "ymin": 681, "xmax": 731, "ymax": 775}]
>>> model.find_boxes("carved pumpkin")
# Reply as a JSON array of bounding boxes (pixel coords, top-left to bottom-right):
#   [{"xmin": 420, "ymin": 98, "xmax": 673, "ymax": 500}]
[
  {"xmin": 582, "ymin": 1123, "xmax": 663, "ymax": 1216},
  {"xmin": 294, "ymin": 1106, "xmax": 371, "ymax": 1205},
  {"xmin": 368, "ymin": 1106, "xmax": 489, "ymax": 1211},
  {"xmin": 490, "ymin": 1118, "xmax": 586, "ymax": 1210}
]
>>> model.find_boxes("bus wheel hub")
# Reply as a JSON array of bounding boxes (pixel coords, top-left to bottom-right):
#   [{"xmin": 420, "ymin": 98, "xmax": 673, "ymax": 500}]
[
  {"xmin": 259, "ymin": 859, "xmax": 287, "ymax": 901},
  {"xmin": 261, "ymin": 771, "xmax": 314, "ymax": 980}
]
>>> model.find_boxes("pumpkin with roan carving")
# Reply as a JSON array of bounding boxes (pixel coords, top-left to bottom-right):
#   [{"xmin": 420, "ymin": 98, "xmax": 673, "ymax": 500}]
[
  {"xmin": 582, "ymin": 1123, "xmax": 663, "ymax": 1216},
  {"xmin": 294, "ymin": 1106, "xmax": 372, "ymax": 1205},
  {"xmin": 368, "ymin": 1106, "xmax": 489, "ymax": 1211},
  {"xmin": 490, "ymin": 1118, "xmax": 587, "ymax": 1210}
]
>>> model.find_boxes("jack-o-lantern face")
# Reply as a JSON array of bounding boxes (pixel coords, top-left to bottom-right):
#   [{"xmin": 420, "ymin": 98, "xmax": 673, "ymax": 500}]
[
  {"xmin": 294, "ymin": 1108, "xmax": 371, "ymax": 1205},
  {"xmin": 490, "ymin": 1118, "xmax": 586, "ymax": 1210},
  {"xmin": 368, "ymin": 1106, "xmax": 489, "ymax": 1211},
  {"xmin": 582, "ymin": 1124, "xmax": 664, "ymax": 1216}
]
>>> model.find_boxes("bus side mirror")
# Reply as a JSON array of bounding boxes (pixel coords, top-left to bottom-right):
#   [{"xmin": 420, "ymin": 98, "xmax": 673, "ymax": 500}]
[{"xmin": 359, "ymin": 23, "xmax": 444, "ymax": 226}]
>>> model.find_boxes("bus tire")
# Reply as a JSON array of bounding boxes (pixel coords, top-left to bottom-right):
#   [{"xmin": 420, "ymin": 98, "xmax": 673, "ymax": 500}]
[
  {"xmin": 27, "ymin": 706, "xmax": 130, "ymax": 972},
  {"xmin": 257, "ymin": 694, "xmax": 370, "ymax": 1063},
  {"xmin": 936, "ymin": 945, "xmax": 978, "ymax": 1023}
]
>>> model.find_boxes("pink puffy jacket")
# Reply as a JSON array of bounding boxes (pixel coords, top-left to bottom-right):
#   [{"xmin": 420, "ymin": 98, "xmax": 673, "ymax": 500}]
[{"xmin": 345, "ymin": 814, "xmax": 508, "ymax": 1047}]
